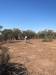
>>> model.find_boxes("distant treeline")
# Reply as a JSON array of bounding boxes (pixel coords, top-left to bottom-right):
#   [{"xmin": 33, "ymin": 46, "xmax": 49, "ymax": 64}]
[{"xmin": 0, "ymin": 26, "xmax": 56, "ymax": 41}]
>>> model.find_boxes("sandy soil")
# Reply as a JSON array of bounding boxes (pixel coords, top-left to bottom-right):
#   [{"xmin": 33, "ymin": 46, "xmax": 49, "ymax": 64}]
[{"xmin": 2, "ymin": 39, "xmax": 56, "ymax": 75}]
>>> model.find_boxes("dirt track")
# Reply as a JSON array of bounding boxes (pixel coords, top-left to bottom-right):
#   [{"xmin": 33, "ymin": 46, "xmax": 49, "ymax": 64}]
[{"xmin": 2, "ymin": 39, "xmax": 56, "ymax": 75}]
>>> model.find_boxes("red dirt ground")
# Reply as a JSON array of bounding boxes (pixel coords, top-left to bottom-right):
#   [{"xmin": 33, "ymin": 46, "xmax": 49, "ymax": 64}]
[{"xmin": 2, "ymin": 39, "xmax": 56, "ymax": 75}]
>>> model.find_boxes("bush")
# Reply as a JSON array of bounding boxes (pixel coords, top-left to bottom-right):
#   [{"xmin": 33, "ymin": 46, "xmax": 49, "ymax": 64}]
[
  {"xmin": 42, "ymin": 37, "xmax": 53, "ymax": 42},
  {"xmin": 0, "ymin": 46, "xmax": 10, "ymax": 64},
  {"xmin": 0, "ymin": 46, "xmax": 28, "ymax": 75}
]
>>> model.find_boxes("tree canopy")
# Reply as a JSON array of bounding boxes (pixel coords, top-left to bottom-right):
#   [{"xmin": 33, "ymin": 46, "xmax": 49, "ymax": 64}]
[{"xmin": 0, "ymin": 26, "xmax": 56, "ymax": 42}]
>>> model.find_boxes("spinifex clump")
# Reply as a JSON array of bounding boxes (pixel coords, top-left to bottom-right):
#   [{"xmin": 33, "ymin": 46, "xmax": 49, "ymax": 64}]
[
  {"xmin": 0, "ymin": 46, "xmax": 28, "ymax": 75},
  {"xmin": 0, "ymin": 46, "xmax": 10, "ymax": 64}
]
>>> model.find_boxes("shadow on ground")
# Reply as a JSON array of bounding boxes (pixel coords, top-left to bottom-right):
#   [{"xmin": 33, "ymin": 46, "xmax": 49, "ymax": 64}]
[
  {"xmin": 0, "ymin": 46, "xmax": 28, "ymax": 75},
  {"xmin": 0, "ymin": 63, "xmax": 28, "ymax": 75}
]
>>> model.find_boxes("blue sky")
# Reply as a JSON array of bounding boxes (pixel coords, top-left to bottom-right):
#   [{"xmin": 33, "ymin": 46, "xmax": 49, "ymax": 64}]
[{"xmin": 0, "ymin": 0, "xmax": 56, "ymax": 32}]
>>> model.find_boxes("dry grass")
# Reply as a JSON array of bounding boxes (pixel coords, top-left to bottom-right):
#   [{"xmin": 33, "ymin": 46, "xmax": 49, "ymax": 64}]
[{"xmin": 2, "ymin": 39, "xmax": 56, "ymax": 75}]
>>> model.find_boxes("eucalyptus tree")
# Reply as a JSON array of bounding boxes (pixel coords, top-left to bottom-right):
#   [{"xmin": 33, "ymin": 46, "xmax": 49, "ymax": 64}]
[
  {"xmin": 23, "ymin": 30, "xmax": 36, "ymax": 39},
  {"xmin": 2, "ymin": 29, "xmax": 13, "ymax": 41},
  {"xmin": 0, "ymin": 26, "xmax": 3, "ymax": 41},
  {"xmin": 13, "ymin": 28, "xmax": 22, "ymax": 40}
]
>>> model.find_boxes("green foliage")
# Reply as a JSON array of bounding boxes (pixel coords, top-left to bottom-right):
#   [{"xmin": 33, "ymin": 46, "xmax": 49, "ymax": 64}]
[
  {"xmin": 13, "ymin": 29, "xmax": 22, "ymax": 40},
  {"xmin": 23, "ymin": 30, "xmax": 36, "ymax": 39},
  {"xmin": 1, "ymin": 29, "xmax": 22, "ymax": 40},
  {"xmin": 0, "ymin": 25, "xmax": 56, "ymax": 42},
  {"xmin": 1, "ymin": 29, "xmax": 56, "ymax": 41},
  {"xmin": 42, "ymin": 37, "xmax": 53, "ymax": 42},
  {"xmin": 38, "ymin": 30, "xmax": 54, "ymax": 42},
  {"xmin": 2, "ymin": 29, "xmax": 13, "ymax": 40}
]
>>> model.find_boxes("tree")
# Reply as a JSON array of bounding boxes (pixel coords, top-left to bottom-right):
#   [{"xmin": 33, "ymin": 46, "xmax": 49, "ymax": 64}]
[
  {"xmin": 38, "ymin": 30, "xmax": 54, "ymax": 42},
  {"xmin": 0, "ymin": 26, "xmax": 3, "ymax": 41},
  {"xmin": 13, "ymin": 29, "xmax": 22, "ymax": 40},
  {"xmin": 0, "ymin": 25, "xmax": 3, "ymax": 30},
  {"xmin": 23, "ymin": 30, "xmax": 36, "ymax": 39},
  {"xmin": 2, "ymin": 29, "xmax": 13, "ymax": 41},
  {"xmin": 37, "ymin": 30, "xmax": 47, "ymax": 39}
]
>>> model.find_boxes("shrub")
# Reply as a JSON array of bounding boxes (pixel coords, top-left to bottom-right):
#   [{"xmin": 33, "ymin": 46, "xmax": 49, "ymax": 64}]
[{"xmin": 0, "ymin": 46, "xmax": 10, "ymax": 64}]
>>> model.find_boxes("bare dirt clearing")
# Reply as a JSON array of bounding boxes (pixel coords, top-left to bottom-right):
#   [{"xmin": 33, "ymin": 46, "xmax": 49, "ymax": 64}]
[{"xmin": 2, "ymin": 39, "xmax": 56, "ymax": 75}]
